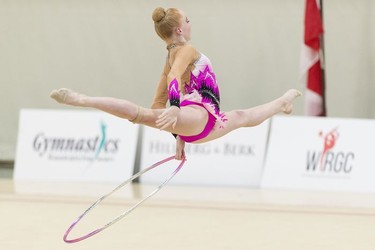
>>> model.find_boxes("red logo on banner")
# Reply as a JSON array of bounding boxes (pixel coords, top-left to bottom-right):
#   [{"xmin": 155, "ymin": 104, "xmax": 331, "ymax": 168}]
[
  {"xmin": 306, "ymin": 127, "xmax": 355, "ymax": 174},
  {"xmin": 319, "ymin": 127, "xmax": 339, "ymax": 169}
]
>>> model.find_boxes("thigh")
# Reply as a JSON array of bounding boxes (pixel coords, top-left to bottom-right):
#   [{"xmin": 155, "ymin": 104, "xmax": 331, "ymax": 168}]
[
  {"xmin": 140, "ymin": 106, "xmax": 209, "ymax": 136},
  {"xmin": 192, "ymin": 110, "xmax": 243, "ymax": 143}
]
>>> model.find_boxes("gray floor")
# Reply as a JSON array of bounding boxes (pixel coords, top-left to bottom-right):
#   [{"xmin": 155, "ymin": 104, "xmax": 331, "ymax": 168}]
[{"xmin": 2, "ymin": 170, "xmax": 375, "ymax": 250}]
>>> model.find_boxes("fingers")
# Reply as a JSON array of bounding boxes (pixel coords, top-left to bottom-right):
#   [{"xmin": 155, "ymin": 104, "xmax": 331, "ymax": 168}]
[
  {"xmin": 155, "ymin": 110, "xmax": 169, "ymax": 128},
  {"xmin": 181, "ymin": 149, "xmax": 185, "ymax": 159},
  {"xmin": 156, "ymin": 106, "xmax": 180, "ymax": 130},
  {"xmin": 175, "ymin": 148, "xmax": 184, "ymax": 160},
  {"xmin": 156, "ymin": 117, "xmax": 177, "ymax": 130},
  {"xmin": 172, "ymin": 119, "xmax": 177, "ymax": 129},
  {"xmin": 156, "ymin": 117, "xmax": 173, "ymax": 130},
  {"xmin": 159, "ymin": 121, "xmax": 172, "ymax": 131},
  {"xmin": 155, "ymin": 117, "xmax": 168, "ymax": 129},
  {"xmin": 157, "ymin": 111, "xmax": 167, "ymax": 121},
  {"xmin": 175, "ymin": 136, "xmax": 186, "ymax": 160}
]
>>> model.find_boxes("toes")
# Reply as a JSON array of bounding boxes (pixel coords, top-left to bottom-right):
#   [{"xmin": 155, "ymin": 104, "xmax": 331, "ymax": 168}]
[
  {"xmin": 284, "ymin": 89, "xmax": 302, "ymax": 103},
  {"xmin": 283, "ymin": 104, "xmax": 293, "ymax": 114},
  {"xmin": 296, "ymin": 90, "xmax": 302, "ymax": 97},
  {"xmin": 50, "ymin": 89, "xmax": 62, "ymax": 102},
  {"xmin": 49, "ymin": 90, "xmax": 57, "ymax": 98},
  {"xmin": 50, "ymin": 88, "xmax": 70, "ymax": 103},
  {"xmin": 281, "ymin": 89, "xmax": 301, "ymax": 115}
]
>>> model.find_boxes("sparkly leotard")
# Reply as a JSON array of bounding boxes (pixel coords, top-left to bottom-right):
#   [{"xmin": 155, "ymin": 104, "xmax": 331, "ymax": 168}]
[{"xmin": 168, "ymin": 53, "xmax": 227, "ymax": 142}]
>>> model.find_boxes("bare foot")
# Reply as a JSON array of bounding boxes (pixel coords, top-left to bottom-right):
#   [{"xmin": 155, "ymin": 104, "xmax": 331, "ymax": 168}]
[
  {"xmin": 50, "ymin": 88, "xmax": 85, "ymax": 105},
  {"xmin": 281, "ymin": 89, "xmax": 302, "ymax": 114}
]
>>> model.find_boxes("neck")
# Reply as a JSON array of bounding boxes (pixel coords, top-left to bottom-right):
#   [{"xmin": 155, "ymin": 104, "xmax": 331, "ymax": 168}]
[
  {"xmin": 166, "ymin": 36, "xmax": 187, "ymax": 50},
  {"xmin": 166, "ymin": 41, "xmax": 186, "ymax": 50}
]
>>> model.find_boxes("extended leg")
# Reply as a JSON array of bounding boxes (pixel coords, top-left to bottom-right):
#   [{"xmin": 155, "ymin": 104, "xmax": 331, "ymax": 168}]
[
  {"xmin": 237, "ymin": 88, "xmax": 301, "ymax": 127},
  {"xmin": 195, "ymin": 89, "xmax": 301, "ymax": 143},
  {"xmin": 50, "ymin": 88, "xmax": 208, "ymax": 136},
  {"xmin": 50, "ymin": 88, "xmax": 139, "ymax": 120}
]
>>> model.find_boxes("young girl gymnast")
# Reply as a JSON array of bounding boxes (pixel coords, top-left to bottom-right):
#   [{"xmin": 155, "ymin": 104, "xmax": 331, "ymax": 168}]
[{"xmin": 50, "ymin": 7, "xmax": 301, "ymax": 160}]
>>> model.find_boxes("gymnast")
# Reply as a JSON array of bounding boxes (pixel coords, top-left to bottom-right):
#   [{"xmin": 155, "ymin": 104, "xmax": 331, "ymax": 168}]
[{"xmin": 50, "ymin": 7, "xmax": 301, "ymax": 160}]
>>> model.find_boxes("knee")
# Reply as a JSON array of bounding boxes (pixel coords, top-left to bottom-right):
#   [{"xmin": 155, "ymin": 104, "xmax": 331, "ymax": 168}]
[
  {"xmin": 228, "ymin": 109, "xmax": 261, "ymax": 128},
  {"xmin": 225, "ymin": 110, "xmax": 246, "ymax": 128}
]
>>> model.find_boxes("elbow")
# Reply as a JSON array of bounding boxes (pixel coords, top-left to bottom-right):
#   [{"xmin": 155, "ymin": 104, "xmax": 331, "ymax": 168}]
[{"xmin": 151, "ymin": 102, "xmax": 166, "ymax": 109}]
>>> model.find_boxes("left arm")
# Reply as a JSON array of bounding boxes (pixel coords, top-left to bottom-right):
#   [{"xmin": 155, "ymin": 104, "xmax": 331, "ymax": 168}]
[{"xmin": 175, "ymin": 136, "xmax": 186, "ymax": 160}]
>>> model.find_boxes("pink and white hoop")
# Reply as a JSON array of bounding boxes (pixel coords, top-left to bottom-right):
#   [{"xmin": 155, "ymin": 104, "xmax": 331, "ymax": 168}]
[{"xmin": 63, "ymin": 155, "xmax": 186, "ymax": 243}]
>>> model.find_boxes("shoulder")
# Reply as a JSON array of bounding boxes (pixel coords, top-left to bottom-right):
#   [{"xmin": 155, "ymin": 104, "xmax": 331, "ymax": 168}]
[
  {"xmin": 175, "ymin": 44, "xmax": 199, "ymax": 62},
  {"xmin": 178, "ymin": 44, "xmax": 197, "ymax": 53}
]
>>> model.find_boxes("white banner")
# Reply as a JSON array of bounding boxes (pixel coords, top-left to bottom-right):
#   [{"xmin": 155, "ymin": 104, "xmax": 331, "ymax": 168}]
[
  {"xmin": 261, "ymin": 116, "xmax": 375, "ymax": 192},
  {"xmin": 139, "ymin": 121, "xmax": 269, "ymax": 187},
  {"xmin": 14, "ymin": 109, "xmax": 139, "ymax": 182}
]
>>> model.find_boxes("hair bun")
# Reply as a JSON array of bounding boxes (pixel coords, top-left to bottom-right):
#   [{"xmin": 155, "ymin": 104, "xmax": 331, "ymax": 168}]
[{"xmin": 152, "ymin": 7, "xmax": 166, "ymax": 22}]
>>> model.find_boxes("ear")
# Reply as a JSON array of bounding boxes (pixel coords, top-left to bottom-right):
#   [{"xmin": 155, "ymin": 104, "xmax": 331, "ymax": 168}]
[{"xmin": 175, "ymin": 27, "xmax": 183, "ymax": 35}]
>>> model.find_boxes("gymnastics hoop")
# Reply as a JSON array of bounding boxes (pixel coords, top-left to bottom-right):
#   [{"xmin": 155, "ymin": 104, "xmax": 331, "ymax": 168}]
[{"xmin": 63, "ymin": 155, "xmax": 186, "ymax": 243}]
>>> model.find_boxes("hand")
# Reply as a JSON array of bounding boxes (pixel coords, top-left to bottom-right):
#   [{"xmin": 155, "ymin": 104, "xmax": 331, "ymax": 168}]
[
  {"xmin": 156, "ymin": 106, "xmax": 180, "ymax": 130},
  {"xmin": 175, "ymin": 136, "xmax": 186, "ymax": 160}
]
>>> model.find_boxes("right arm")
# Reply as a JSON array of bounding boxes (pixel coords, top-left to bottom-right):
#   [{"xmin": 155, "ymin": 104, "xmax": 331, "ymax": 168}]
[
  {"xmin": 150, "ymin": 58, "xmax": 185, "ymax": 160},
  {"xmin": 155, "ymin": 45, "xmax": 198, "ymax": 130}
]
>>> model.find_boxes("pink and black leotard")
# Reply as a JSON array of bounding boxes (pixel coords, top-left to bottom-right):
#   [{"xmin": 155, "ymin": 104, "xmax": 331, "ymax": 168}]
[{"xmin": 168, "ymin": 53, "xmax": 226, "ymax": 143}]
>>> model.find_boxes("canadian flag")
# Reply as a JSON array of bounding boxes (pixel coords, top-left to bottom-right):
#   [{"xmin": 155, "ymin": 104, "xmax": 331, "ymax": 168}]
[{"xmin": 301, "ymin": 0, "xmax": 326, "ymax": 116}]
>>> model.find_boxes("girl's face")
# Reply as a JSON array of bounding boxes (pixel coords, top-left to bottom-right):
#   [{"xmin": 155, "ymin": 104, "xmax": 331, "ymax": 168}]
[{"xmin": 178, "ymin": 10, "xmax": 192, "ymax": 41}]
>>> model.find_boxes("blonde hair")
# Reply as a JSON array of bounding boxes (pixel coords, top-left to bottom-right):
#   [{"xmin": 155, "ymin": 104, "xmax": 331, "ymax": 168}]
[{"xmin": 152, "ymin": 7, "xmax": 182, "ymax": 40}]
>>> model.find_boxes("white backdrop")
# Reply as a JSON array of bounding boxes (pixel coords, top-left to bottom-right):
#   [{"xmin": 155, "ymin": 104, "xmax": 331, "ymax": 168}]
[
  {"xmin": 14, "ymin": 109, "xmax": 139, "ymax": 182},
  {"xmin": 262, "ymin": 116, "xmax": 375, "ymax": 192},
  {"xmin": 13, "ymin": 110, "xmax": 375, "ymax": 192},
  {"xmin": 1, "ymin": 0, "xmax": 374, "ymax": 160},
  {"xmin": 139, "ymin": 121, "xmax": 269, "ymax": 187}
]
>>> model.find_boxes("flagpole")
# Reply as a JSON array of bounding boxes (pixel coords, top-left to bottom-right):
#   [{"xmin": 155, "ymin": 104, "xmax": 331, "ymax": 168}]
[{"xmin": 319, "ymin": 0, "xmax": 327, "ymax": 116}]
